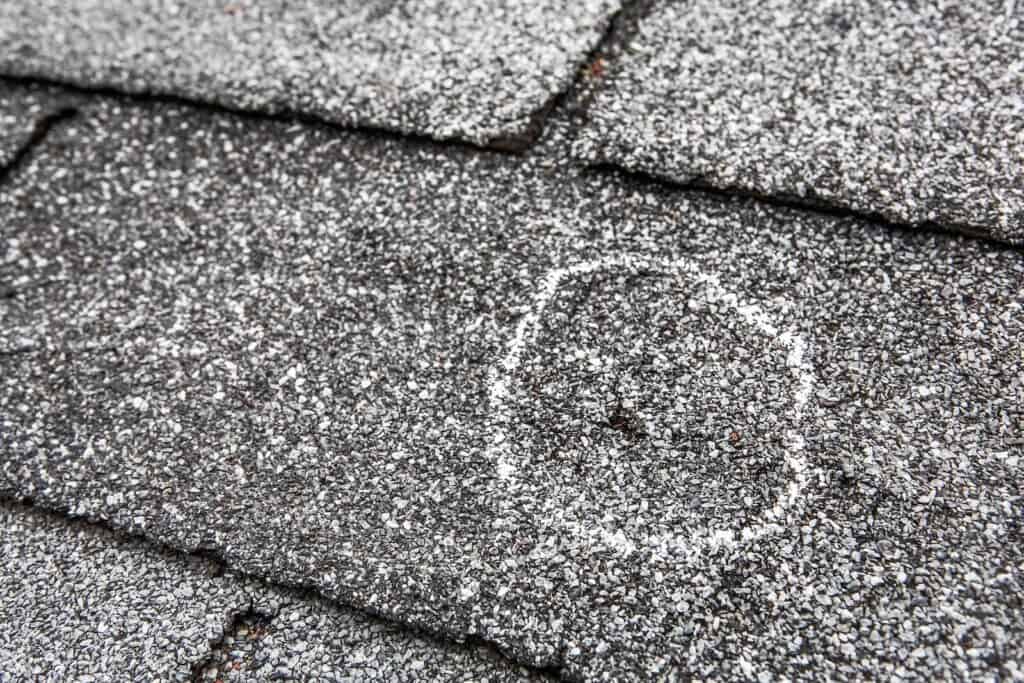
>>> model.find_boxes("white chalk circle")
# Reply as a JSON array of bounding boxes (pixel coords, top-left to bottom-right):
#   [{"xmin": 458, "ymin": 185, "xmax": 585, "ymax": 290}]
[{"xmin": 485, "ymin": 254, "xmax": 820, "ymax": 562}]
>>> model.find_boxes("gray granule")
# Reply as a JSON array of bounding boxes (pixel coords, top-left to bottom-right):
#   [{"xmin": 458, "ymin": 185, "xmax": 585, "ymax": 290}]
[
  {"xmin": 0, "ymin": 0, "xmax": 622, "ymax": 149},
  {"xmin": 0, "ymin": 97, "xmax": 1022, "ymax": 679},
  {"xmin": 574, "ymin": 0, "xmax": 1024, "ymax": 244}
]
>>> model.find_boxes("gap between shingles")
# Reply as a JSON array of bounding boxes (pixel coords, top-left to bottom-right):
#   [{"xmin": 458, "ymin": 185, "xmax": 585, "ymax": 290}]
[
  {"xmin": 0, "ymin": 2, "xmax": 654, "ymax": 156},
  {"xmin": 0, "ymin": 104, "xmax": 77, "ymax": 186},
  {"xmin": 0, "ymin": 73, "xmax": 507, "ymax": 156},
  {"xmin": 490, "ymin": 0, "xmax": 657, "ymax": 152},
  {"xmin": 1, "ymin": 495, "xmax": 561, "ymax": 682},
  {"xmin": 581, "ymin": 161, "xmax": 1024, "ymax": 252}
]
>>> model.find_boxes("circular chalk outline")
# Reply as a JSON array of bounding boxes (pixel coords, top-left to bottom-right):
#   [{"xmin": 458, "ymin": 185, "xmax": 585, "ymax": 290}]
[{"xmin": 485, "ymin": 254, "xmax": 820, "ymax": 562}]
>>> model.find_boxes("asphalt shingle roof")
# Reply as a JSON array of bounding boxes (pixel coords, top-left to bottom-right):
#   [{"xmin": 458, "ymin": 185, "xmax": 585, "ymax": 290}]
[
  {"xmin": 574, "ymin": 0, "xmax": 1024, "ymax": 244},
  {"xmin": 1, "ymin": 91, "xmax": 1021, "ymax": 679},
  {"xmin": 0, "ymin": 0, "xmax": 622, "ymax": 149},
  {"xmin": 0, "ymin": 501, "xmax": 543, "ymax": 681},
  {"xmin": 1, "ymin": 2, "xmax": 1023, "ymax": 679}
]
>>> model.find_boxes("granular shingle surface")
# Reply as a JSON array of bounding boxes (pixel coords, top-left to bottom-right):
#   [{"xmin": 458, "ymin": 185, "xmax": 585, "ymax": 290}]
[
  {"xmin": 1, "ymin": 96, "xmax": 1021, "ymax": 679},
  {"xmin": 0, "ymin": 500, "xmax": 250, "ymax": 680},
  {"xmin": 574, "ymin": 0, "xmax": 1024, "ymax": 244},
  {"xmin": 0, "ymin": 0, "xmax": 622, "ymax": 149},
  {"xmin": 0, "ymin": 501, "xmax": 549, "ymax": 681},
  {"xmin": 199, "ymin": 586, "xmax": 548, "ymax": 682}
]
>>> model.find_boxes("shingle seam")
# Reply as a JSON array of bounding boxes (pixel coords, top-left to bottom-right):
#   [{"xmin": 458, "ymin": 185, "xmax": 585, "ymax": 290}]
[
  {"xmin": 582, "ymin": 161, "xmax": 1024, "ymax": 251},
  {"xmin": 8, "ymin": 75, "xmax": 1016, "ymax": 252},
  {"xmin": 0, "ymin": 74, "xmax": 502, "ymax": 156},
  {"xmin": 558, "ymin": 0, "xmax": 662, "ymax": 124},
  {"xmin": 0, "ymin": 102, "xmax": 76, "ymax": 186},
  {"xmin": 489, "ymin": 0, "xmax": 653, "ymax": 152},
  {"xmin": 0, "ymin": 494, "xmax": 565, "ymax": 681}
]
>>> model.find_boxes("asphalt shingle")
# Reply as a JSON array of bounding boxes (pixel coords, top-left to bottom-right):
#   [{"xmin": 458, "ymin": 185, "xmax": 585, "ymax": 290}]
[
  {"xmin": 574, "ymin": 0, "xmax": 1024, "ymax": 244},
  {"xmin": 0, "ymin": 500, "xmax": 249, "ymax": 680},
  {"xmin": 0, "ymin": 501, "xmax": 549, "ymax": 681},
  {"xmin": 200, "ymin": 586, "xmax": 547, "ymax": 682},
  {"xmin": 0, "ymin": 0, "xmax": 622, "ymax": 149},
  {"xmin": 0, "ymin": 98, "xmax": 1021, "ymax": 679}
]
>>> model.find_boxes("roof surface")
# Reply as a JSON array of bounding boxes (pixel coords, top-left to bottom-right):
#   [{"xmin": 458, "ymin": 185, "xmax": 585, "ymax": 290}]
[
  {"xmin": 1, "ymin": 501, "xmax": 543, "ymax": 681},
  {"xmin": 1, "ymin": 1, "xmax": 1022, "ymax": 680},
  {"xmin": 576, "ymin": 0, "xmax": 1024, "ymax": 243},
  {"xmin": 0, "ymin": 0, "xmax": 621, "ymax": 149}
]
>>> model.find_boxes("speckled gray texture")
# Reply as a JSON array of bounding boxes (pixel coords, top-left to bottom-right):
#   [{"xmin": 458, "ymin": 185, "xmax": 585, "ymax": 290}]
[
  {"xmin": 1, "ymin": 98, "xmax": 1022, "ymax": 679},
  {"xmin": 0, "ymin": 82, "xmax": 72, "ymax": 169},
  {"xmin": 0, "ymin": 501, "xmax": 549, "ymax": 681},
  {"xmin": 0, "ymin": 0, "xmax": 621, "ymax": 149},
  {"xmin": 0, "ymin": 500, "xmax": 249, "ymax": 680},
  {"xmin": 200, "ymin": 586, "xmax": 548, "ymax": 681},
  {"xmin": 575, "ymin": 0, "xmax": 1024, "ymax": 244}
]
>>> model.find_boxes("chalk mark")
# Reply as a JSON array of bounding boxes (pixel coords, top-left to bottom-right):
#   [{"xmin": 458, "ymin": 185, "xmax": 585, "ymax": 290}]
[{"xmin": 485, "ymin": 254, "xmax": 820, "ymax": 563}]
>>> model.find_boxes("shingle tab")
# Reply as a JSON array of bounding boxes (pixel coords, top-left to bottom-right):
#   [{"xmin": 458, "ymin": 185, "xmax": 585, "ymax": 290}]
[
  {"xmin": 575, "ymin": 0, "xmax": 1024, "ymax": 243},
  {"xmin": 0, "ymin": 0, "xmax": 622, "ymax": 149},
  {"xmin": 0, "ymin": 501, "xmax": 250, "ymax": 680}
]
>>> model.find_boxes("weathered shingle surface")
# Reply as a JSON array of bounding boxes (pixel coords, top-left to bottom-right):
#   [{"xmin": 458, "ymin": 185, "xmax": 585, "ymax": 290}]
[
  {"xmin": 0, "ymin": 0, "xmax": 622, "ymax": 149},
  {"xmin": 2, "ymin": 2, "xmax": 1024, "ymax": 679},
  {"xmin": 199, "ymin": 585, "xmax": 547, "ymax": 682},
  {"xmin": 0, "ymin": 501, "xmax": 250, "ymax": 680},
  {"xmin": 0, "ymin": 501, "xmax": 547, "ymax": 681},
  {"xmin": 1, "ymin": 97, "xmax": 1021, "ymax": 679},
  {"xmin": 575, "ymin": 0, "xmax": 1024, "ymax": 243}
]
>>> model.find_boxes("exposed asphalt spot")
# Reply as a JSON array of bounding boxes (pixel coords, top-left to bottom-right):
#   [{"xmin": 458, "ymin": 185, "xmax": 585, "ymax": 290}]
[{"xmin": 190, "ymin": 602, "xmax": 276, "ymax": 682}]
